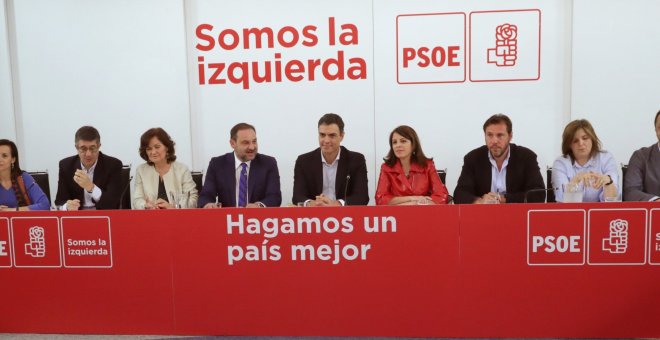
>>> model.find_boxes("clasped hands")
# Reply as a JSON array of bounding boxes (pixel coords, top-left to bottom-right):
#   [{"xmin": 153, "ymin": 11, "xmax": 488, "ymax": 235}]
[
  {"xmin": 571, "ymin": 171, "xmax": 611, "ymax": 189},
  {"xmin": 394, "ymin": 196, "xmax": 435, "ymax": 205},
  {"xmin": 475, "ymin": 192, "xmax": 506, "ymax": 204},
  {"xmin": 145, "ymin": 198, "xmax": 173, "ymax": 209},
  {"xmin": 202, "ymin": 202, "xmax": 261, "ymax": 208},
  {"xmin": 306, "ymin": 194, "xmax": 342, "ymax": 207}
]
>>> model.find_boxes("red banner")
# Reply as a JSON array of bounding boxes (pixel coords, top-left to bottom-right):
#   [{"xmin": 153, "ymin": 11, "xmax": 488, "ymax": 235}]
[{"xmin": 1, "ymin": 203, "xmax": 659, "ymax": 337}]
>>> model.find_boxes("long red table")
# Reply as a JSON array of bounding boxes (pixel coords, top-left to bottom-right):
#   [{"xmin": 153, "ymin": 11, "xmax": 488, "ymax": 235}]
[{"xmin": 1, "ymin": 203, "xmax": 659, "ymax": 337}]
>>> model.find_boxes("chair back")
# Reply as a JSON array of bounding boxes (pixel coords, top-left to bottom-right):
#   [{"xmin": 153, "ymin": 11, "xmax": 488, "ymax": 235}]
[
  {"xmin": 191, "ymin": 171, "xmax": 203, "ymax": 195},
  {"xmin": 546, "ymin": 167, "xmax": 555, "ymax": 203},
  {"xmin": 27, "ymin": 171, "xmax": 51, "ymax": 206},
  {"xmin": 621, "ymin": 163, "xmax": 628, "ymax": 198},
  {"xmin": 120, "ymin": 165, "xmax": 132, "ymax": 209},
  {"xmin": 435, "ymin": 169, "xmax": 454, "ymax": 203},
  {"xmin": 436, "ymin": 169, "xmax": 447, "ymax": 184}
]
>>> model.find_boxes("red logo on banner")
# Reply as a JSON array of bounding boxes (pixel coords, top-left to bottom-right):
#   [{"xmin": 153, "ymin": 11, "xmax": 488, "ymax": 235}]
[
  {"xmin": 470, "ymin": 9, "xmax": 541, "ymax": 82},
  {"xmin": 61, "ymin": 217, "xmax": 113, "ymax": 268},
  {"xmin": 11, "ymin": 217, "xmax": 61, "ymax": 268},
  {"xmin": 649, "ymin": 209, "xmax": 660, "ymax": 265},
  {"xmin": 588, "ymin": 209, "xmax": 647, "ymax": 265},
  {"xmin": 487, "ymin": 23, "xmax": 518, "ymax": 66},
  {"xmin": 0, "ymin": 218, "xmax": 11, "ymax": 268},
  {"xmin": 527, "ymin": 209, "xmax": 585, "ymax": 265}
]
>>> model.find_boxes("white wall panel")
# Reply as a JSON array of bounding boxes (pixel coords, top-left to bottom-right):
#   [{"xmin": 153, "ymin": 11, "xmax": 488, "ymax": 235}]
[
  {"xmin": 572, "ymin": 0, "xmax": 660, "ymax": 169},
  {"xmin": 1, "ymin": 0, "xmax": 656, "ymax": 206},
  {"xmin": 374, "ymin": 0, "xmax": 571, "ymax": 192},
  {"xmin": 11, "ymin": 0, "xmax": 190, "ymax": 198},
  {"xmin": 185, "ymin": 0, "xmax": 375, "ymax": 205},
  {"xmin": 0, "ymin": 0, "xmax": 16, "ymax": 141}
]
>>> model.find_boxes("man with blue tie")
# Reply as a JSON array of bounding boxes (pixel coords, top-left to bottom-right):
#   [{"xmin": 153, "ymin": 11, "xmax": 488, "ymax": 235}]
[{"xmin": 199, "ymin": 123, "xmax": 282, "ymax": 208}]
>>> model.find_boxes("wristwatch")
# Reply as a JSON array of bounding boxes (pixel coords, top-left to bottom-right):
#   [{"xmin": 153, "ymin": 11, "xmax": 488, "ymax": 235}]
[{"xmin": 605, "ymin": 175, "xmax": 613, "ymax": 186}]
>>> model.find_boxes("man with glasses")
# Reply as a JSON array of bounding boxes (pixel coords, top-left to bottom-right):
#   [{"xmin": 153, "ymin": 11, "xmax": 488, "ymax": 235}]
[{"xmin": 55, "ymin": 126, "xmax": 123, "ymax": 210}]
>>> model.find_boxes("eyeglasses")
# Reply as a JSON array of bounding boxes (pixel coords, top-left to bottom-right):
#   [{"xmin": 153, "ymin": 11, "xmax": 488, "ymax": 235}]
[{"xmin": 77, "ymin": 146, "xmax": 99, "ymax": 154}]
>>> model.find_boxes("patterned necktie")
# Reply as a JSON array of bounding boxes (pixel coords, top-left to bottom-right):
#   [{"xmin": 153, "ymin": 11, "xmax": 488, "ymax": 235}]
[{"xmin": 238, "ymin": 162, "xmax": 248, "ymax": 207}]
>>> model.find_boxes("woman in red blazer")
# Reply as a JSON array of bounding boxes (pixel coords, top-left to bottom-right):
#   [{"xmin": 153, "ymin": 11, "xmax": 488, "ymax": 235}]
[{"xmin": 375, "ymin": 126, "xmax": 449, "ymax": 205}]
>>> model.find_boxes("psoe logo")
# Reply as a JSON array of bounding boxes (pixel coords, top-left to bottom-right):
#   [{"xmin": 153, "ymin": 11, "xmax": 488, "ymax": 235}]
[
  {"xmin": 396, "ymin": 12, "xmax": 466, "ymax": 84},
  {"xmin": 25, "ymin": 226, "xmax": 46, "ymax": 257},
  {"xmin": 602, "ymin": 219, "xmax": 628, "ymax": 254},
  {"xmin": 527, "ymin": 209, "xmax": 586, "ymax": 266}
]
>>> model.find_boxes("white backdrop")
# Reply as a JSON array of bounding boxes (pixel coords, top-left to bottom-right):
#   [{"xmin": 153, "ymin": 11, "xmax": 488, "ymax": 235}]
[
  {"xmin": 1, "ymin": 0, "xmax": 659, "ymax": 206},
  {"xmin": 0, "ymin": 2, "xmax": 16, "ymax": 140},
  {"xmin": 6, "ymin": 0, "xmax": 192, "ymax": 198},
  {"xmin": 185, "ymin": 0, "xmax": 376, "ymax": 204},
  {"xmin": 572, "ymin": 0, "xmax": 660, "ymax": 159}
]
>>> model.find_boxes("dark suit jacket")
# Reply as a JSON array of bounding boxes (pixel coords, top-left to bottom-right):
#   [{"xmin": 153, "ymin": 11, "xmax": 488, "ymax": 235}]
[
  {"xmin": 292, "ymin": 146, "xmax": 369, "ymax": 205},
  {"xmin": 624, "ymin": 143, "xmax": 660, "ymax": 201},
  {"xmin": 454, "ymin": 144, "xmax": 545, "ymax": 204},
  {"xmin": 55, "ymin": 152, "xmax": 123, "ymax": 209},
  {"xmin": 198, "ymin": 152, "xmax": 281, "ymax": 207}
]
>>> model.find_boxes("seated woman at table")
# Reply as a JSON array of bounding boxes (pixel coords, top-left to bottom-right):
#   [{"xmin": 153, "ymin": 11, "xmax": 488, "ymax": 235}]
[
  {"xmin": 375, "ymin": 125, "xmax": 449, "ymax": 205},
  {"xmin": 0, "ymin": 139, "xmax": 50, "ymax": 211},
  {"xmin": 552, "ymin": 119, "xmax": 619, "ymax": 202},
  {"xmin": 133, "ymin": 128, "xmax": 198, "ymax": 209}
]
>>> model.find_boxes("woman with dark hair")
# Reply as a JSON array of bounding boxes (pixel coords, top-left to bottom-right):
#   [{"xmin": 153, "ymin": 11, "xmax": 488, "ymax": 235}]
[
  {"xmin": 133, "ymin": 128, "xmax": 198, "ymax": 209},
  {"xmin": 552, "ymin": 119, "xmax": 619, "ymax": 202},
  {"xmin": 375, "ymin": 126, "xmax": 449, "ymax": 205},
  {"xmin": 0, "ymin": 139, "xmax": 50, "ymax": 211}
]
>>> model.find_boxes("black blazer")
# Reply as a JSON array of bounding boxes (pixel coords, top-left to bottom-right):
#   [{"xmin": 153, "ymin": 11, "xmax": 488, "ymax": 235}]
[
  {"xmin": 292, "ymin": 146, "xmax": 369, "ymax": 205},
  {"xmin": 54, "ymin": 152, "xmax": 123, "ymax": 209},
  {"xmin": 453, "ymin": 144, "xmax": 545, "ymax": 204}
]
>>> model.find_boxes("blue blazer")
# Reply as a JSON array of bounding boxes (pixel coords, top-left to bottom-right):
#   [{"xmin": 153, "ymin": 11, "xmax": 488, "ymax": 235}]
[{"xmin": 198, "ymin": 152, "xmax": 282, "ymax": 207}]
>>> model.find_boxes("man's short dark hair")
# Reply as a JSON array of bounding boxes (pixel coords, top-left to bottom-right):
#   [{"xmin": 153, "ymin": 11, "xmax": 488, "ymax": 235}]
[
  {"xmin": 230, "ymin": 123, "xmax": 256, "ymax": 141},
  {"xmin": 483, "ymin": 114, "xmax": 512, "ymax": 134},
  {"xmin": 655, "ymin": 109, "xmax": 660, "ymax": 126},
  {"xmin": 75, "ymin": 126, "xmax": 101, "ymax": 143},
  {"xmin": 318, "ymin": 113, "xmax": 345, "ymax": 134}
]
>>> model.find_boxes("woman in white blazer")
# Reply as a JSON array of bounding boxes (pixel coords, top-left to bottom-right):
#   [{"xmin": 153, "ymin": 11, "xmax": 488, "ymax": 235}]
[{"xmin": 133, "ymin": 128, "xmax": 198, "ymax": 209}]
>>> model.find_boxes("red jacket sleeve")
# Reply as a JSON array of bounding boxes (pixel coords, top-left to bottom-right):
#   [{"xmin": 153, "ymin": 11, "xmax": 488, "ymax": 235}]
[
  {"xmin": 375, "ymin": 164, "xmax": 394, "ymax": 205},
  {"xmin": 427, "ymin": 161, "xmax": 449, "ymax": 204}
]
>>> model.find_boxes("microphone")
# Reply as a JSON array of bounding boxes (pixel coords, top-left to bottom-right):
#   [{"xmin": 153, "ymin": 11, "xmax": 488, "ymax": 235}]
[
  {"xmin": 118, "ymin": 175, "xmax": 133, "ymax": 209},
  {"xmin": 343, "ymin": 174, "xmax": 351, "ymax": 206},
  {"xmin": 524, "ymin": 187, "xmax": 557, "ymax": 203}
]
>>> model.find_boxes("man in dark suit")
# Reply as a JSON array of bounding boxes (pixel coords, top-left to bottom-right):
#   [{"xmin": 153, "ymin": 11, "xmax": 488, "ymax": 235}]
[
  {"xmin": 199, "ymin": 123, "xmax": 281, "ymax": 208},
  {"xmin": 293, "ymin": 113, "xmax": 369, "ymax": 206},
  {"xmin": 55, "ymin": 126, "xmax": 123, "ymax": 210},
  {"xmin": 624, "ymin": 109, "xmax": 660, "ymax": 201},
  {"xmin": 454, "ymin": 114, "xmax": 545, "ymax": 204}
]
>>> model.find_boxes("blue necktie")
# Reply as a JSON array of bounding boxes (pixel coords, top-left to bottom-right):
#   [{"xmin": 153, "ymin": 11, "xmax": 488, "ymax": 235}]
[{"xmin": 238, "ymin": 162, "xmax": 248, "ymax": 207}]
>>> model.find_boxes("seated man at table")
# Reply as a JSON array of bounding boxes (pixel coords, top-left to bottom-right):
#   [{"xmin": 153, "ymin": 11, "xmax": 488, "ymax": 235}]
[
  {"xmin": 624, "ymin": 109, "xmax": 660, "ymax": 201},
  {"xmin": 454, "ymin": 114, "xmax": 545, "ymax": 204},
  {"xmin": 55, "ymin": 126, "xmax": 123, "ymax": 210},
  {"xmin": 293, "ymin": 113, "xmax": 369, "ymax": 206},
  {"xmin": 199, "ymin": 123, "xmax": 281, "ymax": 208}
]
